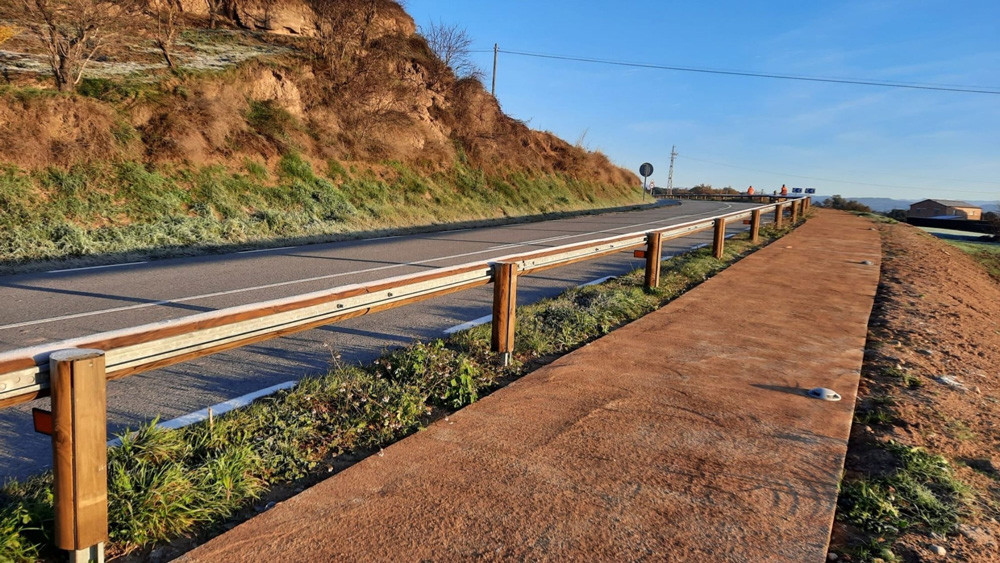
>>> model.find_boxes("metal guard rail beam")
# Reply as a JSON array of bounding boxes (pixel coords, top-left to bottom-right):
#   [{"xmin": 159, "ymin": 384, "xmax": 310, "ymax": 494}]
[{"xmin": 0, "ymin": 200, "xmax": 793, "ymax": 409}]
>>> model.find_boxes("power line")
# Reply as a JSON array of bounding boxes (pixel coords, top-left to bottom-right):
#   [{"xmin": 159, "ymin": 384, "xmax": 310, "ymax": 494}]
[
  {"xmin": 492, "ymin": 48, "xmax": 1000, "ymax": 95},
  {"xmin": 678, "ymin": 155, "xmax": 1000, "ymax": 197}
]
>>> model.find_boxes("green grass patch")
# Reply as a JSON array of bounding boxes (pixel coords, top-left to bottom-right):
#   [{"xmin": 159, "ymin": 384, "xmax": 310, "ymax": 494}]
[
  {"xmin": 839, "ymin": 441, "xmax": 971, "ymax": 559},
  {"xmin": 945, "ymin": 239, "xmax": 1000, "ymax": 280},
  {"xmin": 0, "ymin": 218, "xmax": 798, "ymax": 559},
  {"xmin": 0, "ymin": 157, "xmax": 641, "ymax": 272}
]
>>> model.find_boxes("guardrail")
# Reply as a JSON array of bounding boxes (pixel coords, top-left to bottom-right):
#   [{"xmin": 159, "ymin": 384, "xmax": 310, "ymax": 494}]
[
  {"xmin": 0, "ymin": 197, "xmax": 809, "ymax": 560},
  {"xmin": 658, "ymin": 193, "xmax": 806, "ymax": 204}
]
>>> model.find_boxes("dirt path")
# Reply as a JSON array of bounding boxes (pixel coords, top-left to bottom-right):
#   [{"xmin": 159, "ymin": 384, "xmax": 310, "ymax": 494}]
[{"xmin": 181, "ymin": 209, "xmax": 881, "ymax": 561}]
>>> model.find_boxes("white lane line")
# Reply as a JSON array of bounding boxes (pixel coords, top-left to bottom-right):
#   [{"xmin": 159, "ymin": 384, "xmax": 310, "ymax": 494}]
[
  {"xmin": 443, "ymin": 314, "xmax": 493, "ymax": 335},
  {"xmin": 579, "ymin": 275, "xmax": 615, "ymax": 287},
  {"xmin": 4, "ymin": 203, "xmax": 743, "ymax": 331},
  {"xmin": 106, "ymin": 381, "xmax": 297, "ymax": 447},
  {"xmin": 237, "ymin": 246, "xmax": 295, "ymax": 255},
  {"xmin": 47, "ymin": 261, "xmax": 148, "ymax": 274}
]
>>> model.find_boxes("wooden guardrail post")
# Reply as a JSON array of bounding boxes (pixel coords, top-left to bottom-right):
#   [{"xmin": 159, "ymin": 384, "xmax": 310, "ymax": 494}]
[
  {"xmin": 50, "ymin": 349, "xmax": 108, "ymax": 563},
  {"xmin": 644, "ymin": 232, "xmax": 663, "ymax": 290},
  {"xmin": 792, "ymin": 200, "xmax": 800, "ymax": 223},
  {"xmin": 491, "ymin": 262, "xmax": 518, "ymax": 366},
  {"xmin": 712, "ymin": 218, "xmax": 726, "ymax": 259},
  {"xmin": 750, "ymin": 209, "xmax": 762, "ymax": 243},
  {"xmin": 774, "ymin": 203, "xmax": 784, "ymax": 229}
]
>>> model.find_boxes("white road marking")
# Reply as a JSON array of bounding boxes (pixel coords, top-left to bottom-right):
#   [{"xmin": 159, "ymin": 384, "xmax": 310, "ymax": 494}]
[
  {"xmin": 443, "ymin": 315, "xmax": 494, "ymax": 335},
  {"xmin": 3, "ymin": 203, "xmax": 740, "ymax": 332},
  {"xmin": 579, "ymin": 275, "xmax": 616, "ymax": 287},
  {"xmin": 106, "ymin": 381, "xmax": 297, "ymax": 446},
  {"xmin": 237, "ymin": 246, "xmax": 295, "ymax": 254},
  {"xmin": 47, "ymin": 261, "xmax": 148, "ymax": 274}
]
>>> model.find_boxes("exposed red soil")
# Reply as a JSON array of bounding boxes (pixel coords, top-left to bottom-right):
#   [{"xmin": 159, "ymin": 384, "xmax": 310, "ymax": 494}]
[{"xmin": 832, "ymin": 221, "xmax": 1000, "ymax": 560}]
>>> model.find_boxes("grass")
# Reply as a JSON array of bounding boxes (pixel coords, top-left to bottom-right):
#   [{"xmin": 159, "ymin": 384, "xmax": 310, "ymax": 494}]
[
  {"xmin": 839, "ymin": 441, "xmax": 971, "ymax": 559},
  {"xmin": 945, "ymin": 239, "xmax": 1000, "ymax": 280},
  {"xmin": 0, "ymin": 222, "xmax": 800, "ymax": 560},
  {"xmin": 0, "ymin": 155, "xmax": 640, "ymax": 273}
]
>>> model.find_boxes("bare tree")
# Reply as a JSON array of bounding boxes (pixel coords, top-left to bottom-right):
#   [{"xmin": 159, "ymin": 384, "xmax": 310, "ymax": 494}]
[
  {"xmin": 8, "ymin": 0, "xmax": 138, "ymax": 92},
  {"xmin": 421, "ymin": 20, "xmax": 481, "ymax": 80},
  {"xmin": 145, "ymin": 0, "xmax": 182, "ymax": 68},
  {"xmin": 205, "ymin": 0, "xmax": 224, "ymax": 28}
]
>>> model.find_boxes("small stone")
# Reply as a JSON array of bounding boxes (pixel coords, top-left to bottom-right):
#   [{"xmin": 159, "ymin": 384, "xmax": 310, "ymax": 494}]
[
  {"xmin": 930, "ymin": 531, "xmax": 943, "ymax": 540},
  {"xmin": 827, "ymin": 553, "xmax": 839, "ymax": 561},
  {"xmin": 918, "ymin": 349, "xmax": 934, "ymax": 356},
  {"xmin": 936, "ymin": 376, "xmax": 967, "ymax": 391},
  {"xmin": 861, "ymin": 259, "xmax": 874, "ymax": 265},
  {"xmin": 973, "ymin": 386, "xmax": 982, "ymax": 394},
  {"xmin": 930, "ymin": 544, "xmax": 946, "ymax": 556}
]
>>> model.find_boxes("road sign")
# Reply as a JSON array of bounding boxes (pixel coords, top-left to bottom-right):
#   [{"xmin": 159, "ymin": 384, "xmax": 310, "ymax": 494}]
[
  {"xmin": 805, "ymin": 188, "xmax": 816, "ymax": 194},
  {"xmin": 639, "ymin": 162, "xmax": 653, "ymax": 177},
  {"xmin": 792, "ymin": 187, "xmax": 803, "ymax": 194}
]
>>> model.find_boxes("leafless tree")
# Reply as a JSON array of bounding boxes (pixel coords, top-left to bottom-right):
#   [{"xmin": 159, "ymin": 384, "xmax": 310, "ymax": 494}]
[
  {"xmin": 145, "ymin": 0, "xmax": 182, "ymax": 68},
  {"xmin": 7, "ymin": 0, "xmax": 139, "ymax": 92},
  {"xmin": 205, "ymin": 0, "xmax": 224, "ymax": 28},
  {"xmin": 421, "ymin": 20, "xmax": 481, "ymax": 80}
]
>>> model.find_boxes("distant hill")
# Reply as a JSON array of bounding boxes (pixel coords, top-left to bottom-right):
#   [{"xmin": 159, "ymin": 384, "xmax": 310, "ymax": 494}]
[{"xmin": 812, "ymin": 197, "xmax": 998, "ymax": 214}]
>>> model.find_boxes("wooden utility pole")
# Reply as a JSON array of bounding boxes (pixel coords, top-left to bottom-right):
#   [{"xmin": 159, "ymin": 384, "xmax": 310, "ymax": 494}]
[{"xmin": 491, "ymin": 43, "xmax": 498, "ymax": 96}]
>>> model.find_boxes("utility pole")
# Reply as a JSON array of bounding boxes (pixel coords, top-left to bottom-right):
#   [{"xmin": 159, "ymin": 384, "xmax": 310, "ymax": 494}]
[
  {"xmin": 491, "ymin": 43, "xmax": 498, "ymax": 97},
  {"xmin": 666, "ymin": 145, "xmax": 677, "ymax": 196}
]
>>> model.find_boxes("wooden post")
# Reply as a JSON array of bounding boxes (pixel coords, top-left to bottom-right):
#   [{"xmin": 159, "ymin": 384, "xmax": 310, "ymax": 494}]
[
  {"xmin": 750, "ymin": 209, "xmax": 762, "ymax": 243},
  {"xmin": 50, "ymin": 349, "xmax": 107, "ymax": 563},
  {"xmin": 804, "ymin": 197, "xmax": 811, "ymax": 212},
  {"xmin": 792, "ymin": 200, "xmax": 800, "ymax": 223},
  {"xmin": 644, "ymin": 232, "xmax": 663, "ymax": 290},
  {"xmin": 712, "ymin": 218, "xmax": 726, "ymax": 259},
  {"xmin": 491, "ymin": 262, "xmax": 517, "ymax": 365},
  {"xmin": 774, "ymin": 203, "xmax": 784, "ymax": 229}
]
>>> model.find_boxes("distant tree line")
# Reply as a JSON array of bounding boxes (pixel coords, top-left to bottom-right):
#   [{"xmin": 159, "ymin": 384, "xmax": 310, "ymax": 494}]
[{"xmin": 816, "ymin": 195, "xmax": 872, "ymax": 213}]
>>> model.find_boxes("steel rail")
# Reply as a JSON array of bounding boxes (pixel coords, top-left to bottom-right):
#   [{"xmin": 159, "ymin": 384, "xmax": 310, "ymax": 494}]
[{"xmin": 0, "ymin": 201, "xmax": 788, "ymax": 409}]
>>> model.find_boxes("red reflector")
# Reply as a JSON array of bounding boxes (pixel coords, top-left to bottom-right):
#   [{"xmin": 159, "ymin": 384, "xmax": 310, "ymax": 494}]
[
  {"xmin": 634, "ymin": 250, "xmax": 646, "ymax": 258},
  {"xmin": 32, "ymin": 408, "xmax": 53, "ymax": 436}
]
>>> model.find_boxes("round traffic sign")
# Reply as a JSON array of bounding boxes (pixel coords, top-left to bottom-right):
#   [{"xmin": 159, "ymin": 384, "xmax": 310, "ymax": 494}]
[{"xmin": 639, "ymin": 162, "xmax": 653, "ymax": 177}]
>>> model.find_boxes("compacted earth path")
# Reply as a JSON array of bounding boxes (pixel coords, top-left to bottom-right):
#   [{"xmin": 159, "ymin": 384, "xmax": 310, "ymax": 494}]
[{"xmin": 181, "ymin": 209, "xmax": 881, "ymax": 561}]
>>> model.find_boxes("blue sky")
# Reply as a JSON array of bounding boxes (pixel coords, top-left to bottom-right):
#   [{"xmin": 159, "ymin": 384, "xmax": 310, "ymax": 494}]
[{"xmin": 404, "ymin": 0, "xmax": 1000, "ymax": 201}]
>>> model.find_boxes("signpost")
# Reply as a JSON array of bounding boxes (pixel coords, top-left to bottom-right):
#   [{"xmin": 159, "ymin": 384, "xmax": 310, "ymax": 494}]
[{"xmin": 639, "ymin": 162, "xmax": 653, "ymax": 200}]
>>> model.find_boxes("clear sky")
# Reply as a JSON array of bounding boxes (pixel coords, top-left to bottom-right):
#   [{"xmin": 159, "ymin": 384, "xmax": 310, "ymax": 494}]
[{"xmin": 404, "ymin": 0, "xmax": 1000, "ymax": 201}]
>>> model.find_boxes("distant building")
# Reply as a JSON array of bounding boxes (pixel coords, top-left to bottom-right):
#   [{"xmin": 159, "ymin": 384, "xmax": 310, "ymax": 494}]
[{"xmin": 907, "ymin": 199, "xmax": 982, "ymax": 220}]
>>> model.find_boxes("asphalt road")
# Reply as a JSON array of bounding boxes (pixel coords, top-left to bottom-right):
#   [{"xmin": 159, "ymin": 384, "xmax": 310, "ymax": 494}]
[{"xmin": 0, "ymin": 200, "xmax": 761, "ymax": 479}]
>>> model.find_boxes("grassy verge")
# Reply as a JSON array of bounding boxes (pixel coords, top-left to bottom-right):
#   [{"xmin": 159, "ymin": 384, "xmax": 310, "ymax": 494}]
[
  {"xmin": 0, "ymin": 222, "xmax": 800, "ymax": 561},
  {"xmin": 944, "ymin": 239, "xmax": 1000, "ymax": 280},
  {"xmin": 0, "ymin": 153, "xmax": 640, "ymax": 273}
]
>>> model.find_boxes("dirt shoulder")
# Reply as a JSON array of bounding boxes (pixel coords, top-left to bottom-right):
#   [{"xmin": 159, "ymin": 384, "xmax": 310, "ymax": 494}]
[
  {"xmin": 180, "ymin": 209, "xmax": 880, "ymax": 561},
  {"xmin": 832, "ymin": 220, "xmax": 1000, "ymax": 561}
]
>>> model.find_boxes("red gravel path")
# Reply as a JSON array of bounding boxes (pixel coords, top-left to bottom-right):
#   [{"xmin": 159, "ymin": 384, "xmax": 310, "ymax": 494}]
[{"xmin": 182, "ymin": 209, "xmax": 880, "ymax": 562}]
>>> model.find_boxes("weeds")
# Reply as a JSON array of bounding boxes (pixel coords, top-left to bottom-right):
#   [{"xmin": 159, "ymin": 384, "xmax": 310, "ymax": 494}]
[{"xmin": 839, "ymin": 441, "xmax": 971, "ymax": 559}]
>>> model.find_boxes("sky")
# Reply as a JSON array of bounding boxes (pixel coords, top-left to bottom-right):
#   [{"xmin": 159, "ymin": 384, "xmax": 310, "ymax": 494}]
[{"xmin": 403, "ymin": 0, "xmax": 1000, "ymax": 202}]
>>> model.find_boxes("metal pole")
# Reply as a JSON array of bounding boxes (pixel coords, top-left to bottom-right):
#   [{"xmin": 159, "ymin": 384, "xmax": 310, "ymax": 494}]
[
  {"xmin": 642, "ymin": 176, "xmax": 647, "ymax": 201},
  {"xmin": 491, "ymin": 43, "xmax": 498, "ymax": 97}
]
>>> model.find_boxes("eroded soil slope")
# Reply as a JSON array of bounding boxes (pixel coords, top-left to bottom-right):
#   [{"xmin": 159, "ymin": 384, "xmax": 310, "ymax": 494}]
[{"xmin": 833, "ymin": 220, "xmax": 1000, "ymax": 561}]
